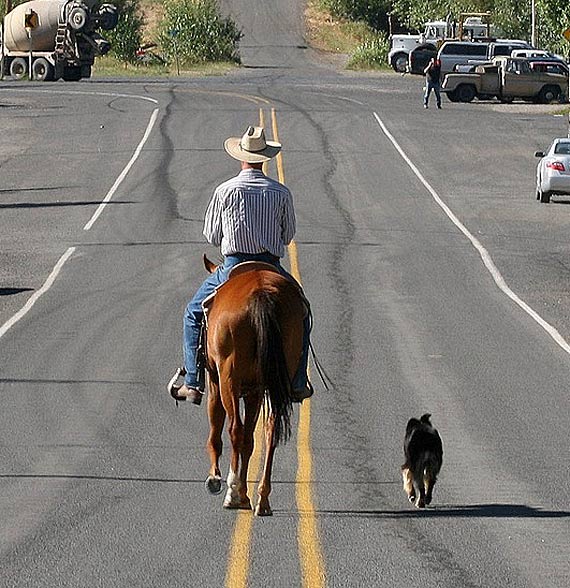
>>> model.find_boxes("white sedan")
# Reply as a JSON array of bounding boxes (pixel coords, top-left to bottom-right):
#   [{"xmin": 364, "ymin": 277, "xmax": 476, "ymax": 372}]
[{"xmin": 535, "ymin": 138, "xmax": 570, "ymax": 203}]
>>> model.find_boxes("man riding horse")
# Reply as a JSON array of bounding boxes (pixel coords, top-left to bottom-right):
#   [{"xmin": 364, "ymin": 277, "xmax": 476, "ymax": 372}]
[{"xmin": 168, "ymin": 125, "xmax": 313, "ymax": 405}]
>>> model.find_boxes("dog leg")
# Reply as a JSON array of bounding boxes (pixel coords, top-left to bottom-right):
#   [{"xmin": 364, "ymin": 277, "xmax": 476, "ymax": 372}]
[
  {"xmin": 424, "ymin": 473, "xmax": 436, "ymax": 506},
  {"xmin": 413, "ymin": 470, "xmax": 426, "ymax": 508},
  {"xmin": 402, "ymin": 467, "xmax": 415, "ymax": 503}
]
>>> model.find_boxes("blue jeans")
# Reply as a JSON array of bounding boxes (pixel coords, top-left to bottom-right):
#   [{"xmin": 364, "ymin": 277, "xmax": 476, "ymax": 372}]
[
  {"xmin": 183, "ymin": 253, "xmax": 310, "ymax": 391},
  {"xmin": 424, "ymin": 80, "xmax": 441, "ymax": 107}
]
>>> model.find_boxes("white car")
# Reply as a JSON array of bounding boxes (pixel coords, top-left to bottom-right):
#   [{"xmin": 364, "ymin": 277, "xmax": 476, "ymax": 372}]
[{"xmin": 535, "ymin": 138, "xmax": 570, "ymax": 203}]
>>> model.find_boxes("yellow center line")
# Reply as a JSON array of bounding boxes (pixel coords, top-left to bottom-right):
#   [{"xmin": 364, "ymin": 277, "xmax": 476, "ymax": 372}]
[
  {"xmin": 272, "ymin": 107, "xmax": 326, "ymax": 588},
  {"xmin": 225, "ymin": 417, "xmax": 265, "ymax": 588},
  {"xmin": 224, "ymin": 107, "xmax": 269, "ymax": 588}
]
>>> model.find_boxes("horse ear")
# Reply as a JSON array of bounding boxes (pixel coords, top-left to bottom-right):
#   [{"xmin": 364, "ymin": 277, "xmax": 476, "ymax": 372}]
[{"xmin": 203, "ymin": 254, "xmax": 217, "ymax": 274}]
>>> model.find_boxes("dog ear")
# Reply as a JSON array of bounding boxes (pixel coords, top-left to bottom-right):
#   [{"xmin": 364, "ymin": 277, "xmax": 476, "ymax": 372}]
[{"xmin": 420, "ymin": 413, "xmax": 432, "ymax": 424}]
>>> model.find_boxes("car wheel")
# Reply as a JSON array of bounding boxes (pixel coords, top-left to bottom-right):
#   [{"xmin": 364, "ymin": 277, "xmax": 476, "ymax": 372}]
[
  {"xmin": 539, "ymin": 188, "xmax": 552, "ymax": 203},
  {"xmin": 457, "ymin": 84, "xmax": 476, "ymax": 103},
  {"xmin": 538, "ymin": 85, "xmax": 560, "ymax": 104},
  {"xmin": 446, "ymin": 90, "xmax": 460, "ymax": 103},
  {"xmin": 391, "ymin": 53, "xmax": 408, "ymax": 73}
]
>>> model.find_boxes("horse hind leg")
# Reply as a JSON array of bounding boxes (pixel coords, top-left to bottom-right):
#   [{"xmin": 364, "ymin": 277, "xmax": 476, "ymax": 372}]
[
  {"xmin": 255, "ymin": 414, "xmax": 276, "ymax": 516},
  {"xmin": 222, "ymin": 380, "xmax": 251, "ymax": 510}
]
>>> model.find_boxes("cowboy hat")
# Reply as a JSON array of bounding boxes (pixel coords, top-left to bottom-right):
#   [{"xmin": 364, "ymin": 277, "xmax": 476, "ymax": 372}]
[{"xmin": 224, "ymin": 126, "xmax": 281, "ymax": 163}]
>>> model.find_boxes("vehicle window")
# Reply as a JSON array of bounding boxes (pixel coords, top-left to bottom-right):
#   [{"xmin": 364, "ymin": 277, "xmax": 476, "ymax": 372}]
[
  {"xmin": 493, "ymin": 45, "xmax": 512, "ymax": 56},
  {"xmin": 554, "ymin": 143, "xmax": 570, "ymax": 155},
  {"xmin": 520, "ymin": 61, "xmax": 530, "ymax": 74},
  {"xmin": 441, "ymin": 43, "xmax": 487, "ymax": 56}
]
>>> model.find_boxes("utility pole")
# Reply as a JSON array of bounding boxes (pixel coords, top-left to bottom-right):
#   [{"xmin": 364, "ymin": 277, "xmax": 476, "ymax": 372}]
[{"xmin": 531, "ymin": 0, "xmax": 537, "ymax": 47}]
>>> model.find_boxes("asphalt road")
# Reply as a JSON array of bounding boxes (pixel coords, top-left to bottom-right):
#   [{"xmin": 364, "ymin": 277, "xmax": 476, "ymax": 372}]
[{"xmin": 1, "ymin": 3, "xmax": 570, "ymax": 587}]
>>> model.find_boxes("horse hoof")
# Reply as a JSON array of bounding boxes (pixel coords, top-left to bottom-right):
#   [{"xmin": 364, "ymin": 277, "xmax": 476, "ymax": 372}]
[
  {"xmin": 223, "ymin": 497, "xmax": 252, "ymax": 510},
  {"xmin": 205, "ymin": 476, "xmax": 223, "ymax": 495},
  {"xmin": 254, "ymin": 505, "xmax": 273, "ymax": 517}
]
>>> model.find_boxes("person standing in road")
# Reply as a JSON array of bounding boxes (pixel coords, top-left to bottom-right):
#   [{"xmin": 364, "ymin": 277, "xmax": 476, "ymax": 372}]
[
  {"xmin": 167, "ymin": 125, "xmax": 313, "ymax": 406},
  {"xmin": 424, "ymin": 57, "xmax": 442, "ymax": 109}
]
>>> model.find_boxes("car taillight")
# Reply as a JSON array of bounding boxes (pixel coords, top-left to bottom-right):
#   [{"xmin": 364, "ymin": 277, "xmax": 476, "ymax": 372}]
[{"xmin": 546, "ymin": 161, "xmax": 566, "ymax": 172}]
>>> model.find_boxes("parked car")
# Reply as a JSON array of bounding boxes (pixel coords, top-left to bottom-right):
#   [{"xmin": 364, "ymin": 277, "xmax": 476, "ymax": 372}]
[
  {"xmin": 512, "ymin": 48, "xmax": 552, "ymax": 59},
  {"xmin": 535, "ymin": 138, "xmax": 570, "ymax": 203},
  {"xmin": 437, "ymin": 39, "xmax": 531, "ymax": 74}
]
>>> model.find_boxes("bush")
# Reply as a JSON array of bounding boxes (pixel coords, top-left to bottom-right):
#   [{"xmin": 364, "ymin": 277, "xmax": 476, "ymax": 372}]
[
  {"xmin": 106, "ymin": 0, "xmax": 145, "ymax": 64},
  {"xmin": 347, "ymin": 32, "xmax": 389, "ymax": 69},
  {"xmin": 318, "ymin": 0, "xmax": 391, "ymax": 31},
  {"xmin": 157, "ymin": 0, "xmax": 241, "ymax": 65}
]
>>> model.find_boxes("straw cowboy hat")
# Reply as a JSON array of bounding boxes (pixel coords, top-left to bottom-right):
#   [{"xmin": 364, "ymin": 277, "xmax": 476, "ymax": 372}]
[{"xmin": 224, "ymin": 126, "xmax": 281, "ymax": 163}]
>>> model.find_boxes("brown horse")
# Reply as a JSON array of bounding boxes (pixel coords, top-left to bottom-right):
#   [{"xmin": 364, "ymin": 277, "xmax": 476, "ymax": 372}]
[{"xmin": 202, "ymin": 256, "xmax": 306, "ymax": 516}]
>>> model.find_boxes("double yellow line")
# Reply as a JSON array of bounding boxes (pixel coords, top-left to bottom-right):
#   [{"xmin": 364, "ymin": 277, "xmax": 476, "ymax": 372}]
[{"xmin": 224, "ymin": 108, "xmax": 325, "ymax": 588}]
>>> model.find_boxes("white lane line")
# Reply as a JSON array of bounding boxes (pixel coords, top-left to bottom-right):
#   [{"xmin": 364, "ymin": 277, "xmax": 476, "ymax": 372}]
[
  {"xmin": 83, "ymin": 107, "xmax": 159, "ymax": 231},
  {"xmin": 6, "ymin": 88, "xmax": 159, "ymax": 105},
  {"xmin": 373, "ymin": 111, "xmax": 570, "ymax": 356},
  {"xmin": 0, "ymin": 247, "xmax": 76, "ymax": 340}
]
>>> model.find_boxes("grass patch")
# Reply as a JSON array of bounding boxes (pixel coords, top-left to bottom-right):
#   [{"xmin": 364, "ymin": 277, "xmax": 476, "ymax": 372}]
[
  {"xmin": 305, "ymin": 0, "xmax": 369, "ymax": 54},
  {"xmin": 305, "ymin": 0, "xmax": 389, "ymax": 70},
  {"xmin": 92, "ymin": 54, "xmax": 238, "ymax": 78}
]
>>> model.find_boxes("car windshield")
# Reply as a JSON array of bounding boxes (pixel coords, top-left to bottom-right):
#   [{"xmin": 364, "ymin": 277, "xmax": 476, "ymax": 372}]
[{"xmin": 554, "ymin": 143, "xmax": 570, "ymax": 155}]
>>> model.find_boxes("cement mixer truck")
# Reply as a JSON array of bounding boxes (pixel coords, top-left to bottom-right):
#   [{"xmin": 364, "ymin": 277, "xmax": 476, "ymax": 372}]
[{"xmin": 0, "ymin": 0, "xmax": 118, "ymax": 81}]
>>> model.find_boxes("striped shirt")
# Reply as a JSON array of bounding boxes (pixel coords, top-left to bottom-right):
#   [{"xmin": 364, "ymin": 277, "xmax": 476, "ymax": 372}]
[{"xmin": 203, "ymin": 169, "xmax": 296, "ymax": 258}]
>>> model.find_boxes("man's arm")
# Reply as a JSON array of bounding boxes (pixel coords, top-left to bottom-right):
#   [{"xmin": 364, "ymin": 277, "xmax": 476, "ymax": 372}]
[
  {"xmin": 203, "ymin": 190, "xmax": 223, "ymax": 245},
  {"xmin": 281, "ymin": 190, "xmax": 296, "ymax": 245}
]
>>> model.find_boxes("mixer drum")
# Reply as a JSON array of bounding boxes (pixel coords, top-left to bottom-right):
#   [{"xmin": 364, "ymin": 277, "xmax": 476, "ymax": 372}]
[{"xmin": 3, "ymin": 0, "xmax": 67, "ymax": 52}]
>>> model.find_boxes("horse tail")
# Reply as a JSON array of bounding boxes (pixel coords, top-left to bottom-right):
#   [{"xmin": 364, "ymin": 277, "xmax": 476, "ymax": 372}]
[{"xmin": 249, "ymin": 289, "xmax": 293, "ymax": 445}]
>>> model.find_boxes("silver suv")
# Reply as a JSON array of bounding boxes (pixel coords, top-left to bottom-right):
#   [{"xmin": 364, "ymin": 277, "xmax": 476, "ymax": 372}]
[{"xmin": 437, "ymin": 40, "xmax": 531, "ymax": 74}]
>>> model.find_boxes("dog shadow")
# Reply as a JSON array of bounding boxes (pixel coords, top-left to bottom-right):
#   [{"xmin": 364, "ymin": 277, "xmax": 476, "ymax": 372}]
[{"xmin": 316, "ymin": 504, "xmax": 570, "ymax": 519}]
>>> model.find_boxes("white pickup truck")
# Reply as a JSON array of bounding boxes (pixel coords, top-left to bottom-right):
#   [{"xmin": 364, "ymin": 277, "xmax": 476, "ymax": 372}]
[{"xmin": 388, "ymin": 17, "xmax": 491, "ymax": 72}]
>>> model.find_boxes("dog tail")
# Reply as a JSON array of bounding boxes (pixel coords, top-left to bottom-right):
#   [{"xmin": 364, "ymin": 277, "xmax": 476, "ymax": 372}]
[{"xmin": 418, "ymin": 450, "xmax": 441, "ymax": 480}]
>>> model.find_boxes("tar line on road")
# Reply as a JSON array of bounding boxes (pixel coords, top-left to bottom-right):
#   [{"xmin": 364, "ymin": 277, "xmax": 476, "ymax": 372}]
[
  {"xmin": 224, "ymin": 107, "xmax": 326, "ymax": 588},
  {"xmin": 373, "ymin": 111, "xmax": 570, "ymax": 358},
  {"xmin": 0, "ymin": 89, "xmax": 159, "ymax": 341}
]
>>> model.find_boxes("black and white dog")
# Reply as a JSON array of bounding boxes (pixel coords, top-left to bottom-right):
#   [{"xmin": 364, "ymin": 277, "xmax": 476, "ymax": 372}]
[{"xmin": 402, "ymin": 414, "xmax": 443, "ymax": 508}]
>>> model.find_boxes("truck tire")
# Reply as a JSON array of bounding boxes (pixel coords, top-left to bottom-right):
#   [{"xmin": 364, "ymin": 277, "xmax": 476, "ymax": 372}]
[
  {"xmin": 456, "ymin": 84, "xmax": 476, "ymax": 103},
  {"xmin": 446, "ymin": 90, "xmax": 460, "ymax": 103},
  {"xmin": 537, "ymin": 85, "xmax": 560, "ymax": 104},
  {"xmin": 10, "ymin": 57, "xmax": 27, "ymax": 80},
  {"xmin": 62, "ymin": 66, "xmax": 82, "ymax": 81},
  {"xmin": 32, "ymin": 58, "xmax": 54, "ymax": 82},
  {"xmin": 391, "ymin": 53, "xmax": 408, "ymax": 73},
  {"xmin": 68, "ymin": 6, "xmax": 88, "ymax": 31}
]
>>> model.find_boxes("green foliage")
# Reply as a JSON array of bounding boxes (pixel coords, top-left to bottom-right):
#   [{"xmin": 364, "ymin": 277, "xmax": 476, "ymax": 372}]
[
  {"xmin": 383, "ymin": 1, "xmax": 570, "ymax": 56},
  {"xmin": 347, "ymin": 31, "xmax": 389, "ymax": 68},
  {"xmin": 103, "ymin": 0, "xmax": 144, "ymax": 64},
  {"xmin": 319, "ymin": 0, "xmax": 392, "ymax": 31},
  {"xmin": 157, "ymin": 0, "xmax": 241, "ymax": 65}
]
